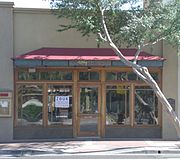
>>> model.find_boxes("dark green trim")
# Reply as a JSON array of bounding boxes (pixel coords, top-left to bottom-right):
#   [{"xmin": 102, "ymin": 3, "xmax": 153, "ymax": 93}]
[{"xmin": 14, "ymin": 59, "xmax": 164, "ymax": 67}]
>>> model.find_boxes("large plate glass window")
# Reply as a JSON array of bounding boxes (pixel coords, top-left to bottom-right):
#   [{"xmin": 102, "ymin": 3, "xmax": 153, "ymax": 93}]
[
  {"xmin": 48, "ymin": 85, "xmax": 72, "ymax": 125},
  {"xmin": 106, "ymin": 85, "xmax": 130, "ymax": 125},
  {"xmin": 135, "ymin": 86, "xmax": 158, "ymax": 125},
  {"xmin": 17, "ymin": 84, "xmax": 43, "ymax": 126}
]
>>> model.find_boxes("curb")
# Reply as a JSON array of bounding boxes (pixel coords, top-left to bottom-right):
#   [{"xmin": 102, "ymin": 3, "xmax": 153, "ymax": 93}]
[{"xmin": 1, "ymin": 148, "xmax": 180, "ymax": 156}]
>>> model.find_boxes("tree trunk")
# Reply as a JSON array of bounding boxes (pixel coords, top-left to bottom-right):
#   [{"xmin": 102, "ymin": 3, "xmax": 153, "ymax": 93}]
[
  {"xmin": 140, "ymin": 68, "xmax": 180, "ymax": 137},
  {"xmin": 100, "ymin": 8, "xmax": 180, "ymax": 138}
]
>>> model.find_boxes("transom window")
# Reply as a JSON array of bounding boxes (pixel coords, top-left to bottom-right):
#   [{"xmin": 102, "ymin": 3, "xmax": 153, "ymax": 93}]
[
  {"xmin": 106, "ymin": 72, "xmax": 159, "ymax": 81},
  {"xmin": 79, "ymin": 72, "xmax": 99, "ymax": 81},
  {"xmin": 18, "ymin": 70, "xmax": 72, "ymax": 81}
]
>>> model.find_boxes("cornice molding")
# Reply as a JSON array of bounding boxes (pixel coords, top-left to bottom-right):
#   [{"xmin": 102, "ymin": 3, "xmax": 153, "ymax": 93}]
[
  {"xmin": 14, "ymin": 8, "xmax": 51, "ymax": 14},
  {"xmin": 0, "ymin": 2, "xmax": 14, "ymax": 8}
]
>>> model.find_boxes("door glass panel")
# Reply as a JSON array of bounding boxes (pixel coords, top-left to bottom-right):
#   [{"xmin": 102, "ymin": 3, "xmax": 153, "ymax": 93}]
[
  {"xmin": 80, "ymin": 87, "xmax": 98, "ymax": 114},
  {"xmin": 79, "ymin": 87, "xmax": 99, "ymax": 136},
  {"xmin": 80, "ymin": 116, "xmax": 98, "ymax": 136}
]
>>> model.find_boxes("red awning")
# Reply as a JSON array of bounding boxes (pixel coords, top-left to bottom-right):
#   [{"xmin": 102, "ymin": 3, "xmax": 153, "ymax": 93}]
[{"xmin": 14, "ymin": 48, "xmax": 164, "ymax": 61}]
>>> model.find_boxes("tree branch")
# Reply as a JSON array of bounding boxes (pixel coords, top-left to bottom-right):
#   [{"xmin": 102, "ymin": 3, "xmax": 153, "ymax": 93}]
[
  {"xmin": 98, "ymin": 32, "xmax": 107, "ymax": 42},
  {"xmin": 132, "ymin": 68, "xmax": 147, "ymax": 82},
  {"xmin": 100, "ymin": 7, "xmax": 142, "ymax": 71},
  {"xmin": 100, "ymin": 6, "xmax": 151, "ymax": 84},
  {"xmin": 133, "ymin": 45, "xmax": 142, "ymax": 64},
  {"xmin": 143, "ymin": 37, "xmax": 165, "ymax": 47}
]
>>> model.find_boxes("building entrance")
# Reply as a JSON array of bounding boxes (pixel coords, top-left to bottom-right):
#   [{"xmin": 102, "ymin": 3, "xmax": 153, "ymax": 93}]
[{"xmin": 77, "ymin": 86, "xmax": 101, "ymax": 137}]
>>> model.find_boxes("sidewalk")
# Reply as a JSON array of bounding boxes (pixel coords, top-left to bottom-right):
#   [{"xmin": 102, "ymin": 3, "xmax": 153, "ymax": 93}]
[{"xmin": 0, "ymin": 139, "xmax": 180, "ymax": 157}]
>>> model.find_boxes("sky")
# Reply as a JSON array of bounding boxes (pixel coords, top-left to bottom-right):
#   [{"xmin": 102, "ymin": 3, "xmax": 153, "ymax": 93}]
[
  {"xmin": 0, "ymin": 0, "xmax": 51, "ymax": 8},
  {"xmin": 0, "ymin": 0, "xmax": 143, "ymax": 9}
]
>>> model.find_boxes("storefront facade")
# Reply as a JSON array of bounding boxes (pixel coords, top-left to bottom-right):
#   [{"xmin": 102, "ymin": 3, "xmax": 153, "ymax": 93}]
[
  {"xmin": 0, "ymin": 2, "xmax": 179, "ymax": 141},
  {"xmin": 12, "ymin": 48, "xmax": 163, "ymax": 139}
]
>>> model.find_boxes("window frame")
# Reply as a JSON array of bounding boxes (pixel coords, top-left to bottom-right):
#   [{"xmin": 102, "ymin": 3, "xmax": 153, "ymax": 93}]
[{"xmin": 105, "ymin": 84, "xmax": 131, "ymax": 126}]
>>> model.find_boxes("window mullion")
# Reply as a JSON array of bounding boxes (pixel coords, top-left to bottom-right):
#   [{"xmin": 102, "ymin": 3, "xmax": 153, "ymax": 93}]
[{"xmin": 130, "ymin": 84, "xmax": 135, "ymax": 127}]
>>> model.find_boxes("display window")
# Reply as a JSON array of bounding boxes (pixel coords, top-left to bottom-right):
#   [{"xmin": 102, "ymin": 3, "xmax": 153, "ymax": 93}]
[
  {"xmin": 135, "ymin": 86, "xmax": 158, "ymax": 125},
  {"xmin": 48, "ymin": 85, "xmax": 73, "ymax": 125},
  {"xmin": 17, "ymin": 84, "xmax": 43, "ymax": 126},
  {"xmin": 106, "ymin": 85, "xmax": 130, "ymax": 125}
]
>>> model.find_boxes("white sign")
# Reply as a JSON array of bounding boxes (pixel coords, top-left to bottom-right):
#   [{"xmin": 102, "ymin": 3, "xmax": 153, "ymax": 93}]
[
  {"xmin": 55, "ymin": 96, "xmax": 69, "ymax": 108},
  {"xmin": 0, "ymin": 100, "xmax": 9, "ymax": 108}
]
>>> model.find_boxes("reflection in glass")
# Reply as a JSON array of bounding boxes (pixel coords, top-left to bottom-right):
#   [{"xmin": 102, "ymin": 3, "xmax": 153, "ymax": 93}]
[
  {"xmin": 79, "ymin": 72, "xmax": 88, "ymax": 80},
  {"xmin": 18, "ymin": 71, "xmax": 72, "ymax": 81},
  {"xmin": 49, "ymin": 71, "xmax": 72, "ymax": 80},
  {"xmin": 90, "ymin": 72, "xmax": 99, "ymax": 80},
  {"xmin": 79, "ymin": 87, "xmax": 99, "ymax": 136},
  {"xmin": 40, "ymin": 72, "xmax": 49, "ymax": 80},
  {"xmin": 127, "ymin": 72, "xmax": 137, "ymax": 80},
  {"xmin": 135, "ymin": 86, "xmax": 158, "ymax": 125},
  {"xmin": 48, "ymin": 85, "xmax": 72, "ymax": 125},
  {"xmin": 79, "ymin": 72, "xmax": 99, "ymax": 80},
  {"xmin": 80, "ymin": 87, "xmax": 98, "ymax": 114},
  {"xmin": 150, "ymin": 72, "xmax": 159, "ymax": 81},
  {"xmin": 29, "ymin": 72, "xmax": 38, "ymax": 80},
  {"xmin": 106, "ymin": 85, "xmax": 130, "ymax": 125},
  {"xmin": 17, "ymin": 85, "xmax": 43, "ymax": 126},
  {"xmin": 117, "ymin": 72, "xmax": 127, "ymax": 80},
  {"xmin": 106, "ymin": 72, "xmax": 137, "ymax": 81},
  {"xmin": 18, "ymin": 71, "xmax": 28, "ymax": 80},
  {"xmin": 106, "ymin": 72, "xmax": 116, "ymax": 80}
]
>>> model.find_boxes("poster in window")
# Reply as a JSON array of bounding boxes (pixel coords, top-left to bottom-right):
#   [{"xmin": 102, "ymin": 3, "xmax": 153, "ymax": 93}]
[
  {"xmin": 55, "ymin": 96, "xmax": 69, "ymax": 108},
  {"xmin": 0, "ymin": 99, "xmax": 11, "ymax": 116},
  {"xmin": 0, "ymin": 100, "xmax": 8, "ymax": 108}
]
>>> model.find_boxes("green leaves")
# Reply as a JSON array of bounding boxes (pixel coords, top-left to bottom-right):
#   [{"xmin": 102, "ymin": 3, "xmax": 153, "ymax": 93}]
[{"xmin": 51, "ymin": 0, "xmax": 180, "ymax": 48}]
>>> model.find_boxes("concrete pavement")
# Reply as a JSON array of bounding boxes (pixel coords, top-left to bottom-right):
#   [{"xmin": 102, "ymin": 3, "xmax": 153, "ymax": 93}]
[{"xmin": 0, "ymin": 139, "xmax": 180, "ymax": 157}]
